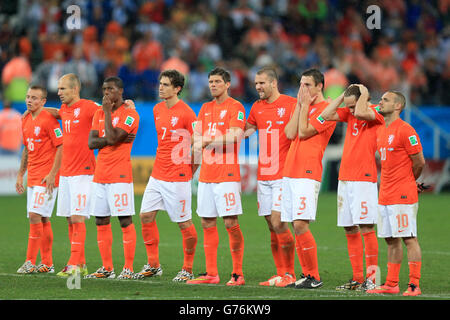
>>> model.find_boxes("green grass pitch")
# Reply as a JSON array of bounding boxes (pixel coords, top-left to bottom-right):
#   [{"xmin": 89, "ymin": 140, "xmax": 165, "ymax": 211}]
[{"xmin": 0, "ymin": 192, "xmax": 449, "ymax": 301}]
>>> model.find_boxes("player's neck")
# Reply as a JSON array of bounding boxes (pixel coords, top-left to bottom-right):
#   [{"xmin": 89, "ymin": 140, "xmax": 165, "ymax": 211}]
[
  {"xmin": 312, "ymin": 93, "xmax": 325, "ymax": 104},
  {"xmin": 66, "ymin": 97, "xmax": 81, "ymax": 107},
  {"xmin": 164, "ymin": 96, "xmax": 179, "ymax": 108},
  {"xmin": 214, "ymin": 92, "xmax": 229, "ymax": 105},
  {"xmin": 30, "ymin": 107, "xmax": 43, "ymax": 119},
  {"xmin": 112, "ymin": 99, "xmax": 124, "ymax": 112},
  {"xmin": 266, "ymin": 91, "xmax": 280, "ymax": 104},
  {"xmin": 384, "ymin": 113, "xmax": 399, "ymax": 127}
]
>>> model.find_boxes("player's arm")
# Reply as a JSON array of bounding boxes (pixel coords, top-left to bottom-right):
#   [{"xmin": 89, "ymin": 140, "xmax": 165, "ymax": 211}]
[
  {"xmin": 353, "ymin": 84, "xmax": 376, "ymax": 121},
  {"xmin": 44, "ymin": 107, "xmax": 61, "ymax": 120},
  {"xmin": 298, "ymin": 84, "xmax": 318, "ymax": 139},
  {"xmin": 22, "ymin": 107, "xmax": 61, "ymax": 119},
  {"xmin": 244, "ymin": 122, "xmax": 257, "ymax": 139},
  {"xmin": 204, "ymin": 127, "xmax": 244, "ymax": 148},
  {"xmin": 41, "ymin": 144, "xmax": 63, "ymax": 195},
  {"xmin": 192, "ymin": 126, "xmax": 206, "ymax": 174},
  {"xmin": 15, "ymin": 148, "xmax": 28, "ymax": 194},
  {"xmin": 409, "ymin": 151, "xmax": 425, "ymax": 180},
  {"xmin": 320, "ymin": 92, "xmax": 344, "ymax": 121},
  {"xmin": 284, "ymin": 102, "xmax": 300, "ymax": 140},
  {"xmin": 88, "ymin": 130, "xmax": 108, "ymax": 149}
]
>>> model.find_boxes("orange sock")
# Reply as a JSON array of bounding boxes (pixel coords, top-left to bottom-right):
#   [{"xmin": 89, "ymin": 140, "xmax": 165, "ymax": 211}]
[
  {"xmin": 122, "ymin": 223, "xmax": 136, "ymax": 271},
  {"xmin": 270, "ymin": 231, "xmax": 283, "ymax": 276},
  {"xmin": 141, "ymin": 221, "xmax": 159, "ymax": 267},
  {"xmin": 408, "ymin": 261, "xmax": 421, "ymax": 287},
  {"xmin": 226, "ymin": 224, "xmax": 244, "ymax": 276},
  {"xmin": 362, "ymin": 231, "xmax": 378, "ymax": 279},
  {"xmin": 97, "ymin": 224, "xmax": 113, "ymax": 270},
  {"xmin": 277, "ymin": 229, "xmax": 295, "ymax": 276},
  {"xmin": 346, "ymin": 232, "xmax": 364, "ymax": 283},
  {"xmin": 180, "ymin": 224, "xmax": 197, "ymax": 273},
  {"xmin": 68, "ymin": 222, "xmax": 86, "ymax": 266},
  {"xmin": 203, "ymin": 226, "xmax": 219, "ymax": 276},
  {"xmin": 385, "ymin": 262, "xmax": 401, "ymax": 287},
  {"xmin": 26, "ymin": 223, "xmax": 43, "ymax": 265},
  {"xmin": 298, "ymin": 230, "xmax": 320, "ymax": 280},
  {"xmin": 295, "ymin": 235, "xmax": 308, "ymax": 276},
  {"xmin": 40, "ymin": 221, "xmax": 53, "ymax": 266}
]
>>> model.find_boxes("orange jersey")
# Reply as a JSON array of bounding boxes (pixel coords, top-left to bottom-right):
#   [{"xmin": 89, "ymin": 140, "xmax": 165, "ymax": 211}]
[
  {"xmin": 336, "ymin": 104, "xmax": 384, "ymax": 182},
  {"xmin": 283, "ymin": 101, "xmax": 336, "ymax": 181},
  {"xmin": 377, "ymin": 118, "xmax": 422, "ymax": 205},
  {"xmin": 22, "ymin": 109, "xmax": 63, "ymax": 187},
  {"xmin": 247, "ymin": 94, "xmax": 296, "ymax": 180},
  {"xmin": 151, "ymin": 100, "xmax": 197, "ymax": 182},
  {"xmin": 91, "ymin": 105, "xmax": 139, "ymax": 184},
  {"xmin": 59, "ymin": 99, "xmax": 100, "ymax": 176},
  {"xmin": 196, "ymin": 97, "xmax": 245, "ymax": 183}
]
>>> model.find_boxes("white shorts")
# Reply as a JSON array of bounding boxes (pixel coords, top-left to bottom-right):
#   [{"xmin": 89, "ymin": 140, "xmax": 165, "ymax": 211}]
[
  {"xmin": 90, "ymin": 182, "xmax": 135, "ymax": 217},
  {"xmin": 140, "ymin": 176, "xmax": 192, "ymax": 223},
  {"xmin": 257, "ymin": 179, "xmax": 282, "ymax": 216},
  {"xmin": 56, "ymin": 175, "xmax": 93, "ymax": 218},
  {"xmin": 377, "ymin": 203, "xmax": 418, "ymax": 238},
  {"xmin": 337, "ymin": 180, "xmax": 378, "ymax": 227},
  {"xmin": 27, "ymin": 186, "xmax": 58, "ymax": 218},
  {"xmin": 197, "ymin": 181, "xmax": 243, "ymax": 218},
  {"xmin": 281, "ymin": 177, "xmax": 320, "ymax": 222}
]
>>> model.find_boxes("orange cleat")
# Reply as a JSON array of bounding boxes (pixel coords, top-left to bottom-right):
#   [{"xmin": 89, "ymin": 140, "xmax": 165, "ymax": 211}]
[
  {"xmin": 367, "ymin": 284, "xmax": 400, "ymax": 294},
  {"xmin": 403, "ymin": 283, "xmax": 422, "ymax": 296},
  {"xmin": 259, "ymin": 275, "xmax": 283, "ymax": 287},
  {"xmin": 186, "ymin": 273, "xmax": 220, "ymax": 284},
  {"xmin": 226, "ymin": 273, "xmax": 245, "ymax": 286},
  {"xmin": 275, "ymin": 273, "xmax": 296, "ymax": 287}
]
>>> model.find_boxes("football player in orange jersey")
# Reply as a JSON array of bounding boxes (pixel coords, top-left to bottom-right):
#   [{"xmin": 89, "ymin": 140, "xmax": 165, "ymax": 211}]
[
  {"xmin": 320, "ymin": 84, "xmax": 383, "ymax": 291},
  {"xmin": 16, "ymin": 85, "xmax": 63, "ymax": 274},
  {"xmin": 85, "ymin": 76, "xmax": 140, "ymax": 280},
  {"xmin": 136, "ymin": 69, "xmax": 198, "ymax": 282},
  {"xmin": 187, "ymin": 67, "xmax": 246, "ymax": 286},
  {"xmin": 282, "ymin": 69, "xmax": 336, "ymax": 289},
  {"xmin": 367, "ymin": 91, "xmax": 425, "ymax": 296},
  {"xmin": 244, "ymin": 67, "xmax": 297, "ymax": 287}
]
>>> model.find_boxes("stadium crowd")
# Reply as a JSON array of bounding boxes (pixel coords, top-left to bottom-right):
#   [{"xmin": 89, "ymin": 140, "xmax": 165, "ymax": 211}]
[{"xmin": 0, "ymin": 0, "xmax": 449, "ymax": 105}]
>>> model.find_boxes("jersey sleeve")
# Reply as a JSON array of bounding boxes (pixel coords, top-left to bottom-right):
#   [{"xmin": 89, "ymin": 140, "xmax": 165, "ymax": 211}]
[
  {"xmin": 370, "ymin": 105, "xmax": 385, "ymax": 125},
  {"xmin": 310, "ymin": 105, "xmax": 336, "ymax": 133},
  {"xmin": 116, "ymin": 109, "xmax": 139, "ymax": 134},
  {"xmin": 247, "ymin": 103, "xmax": 257, "ymax": 126},
  {"xmin": 91, "ymin": 109, "xmax": 101, "ymax": 132},
  {"xmin": 194, "ymin": 104, "xmax": 206, "ymax": 134},
  {"xmin": 336, "ymin": 107, "xmax": 350, "ymax": 122},
  {"xmin": 229, "ymin": 101, "xmax": 246, "ymax": 129},
  {"xmin": 185, "ymin": 107, "xmax": 197, "ymax": 135},
  {"xmin": 47, "ymin": 117, "xmax": 63, "ymax": 148},
  {"xmin": 401, "ymin": 124, "xmax": 422, "ymax": 155}
]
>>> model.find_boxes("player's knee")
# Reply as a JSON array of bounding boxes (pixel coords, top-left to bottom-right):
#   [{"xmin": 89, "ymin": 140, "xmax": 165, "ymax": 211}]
[
  {"xmin": 140, "ymin": 211, "xmax": 156, "ymax": 224},
  {"xmin": 223, "ymin": 216, "xmax": 239, "ymax": 229},
  {"xmin": 95, "ymin": 216, "xmax": 110, "ymax": 226},
  {"xmin": 118, "ymin": 216, "xmax": 133, "ymax": 228}
]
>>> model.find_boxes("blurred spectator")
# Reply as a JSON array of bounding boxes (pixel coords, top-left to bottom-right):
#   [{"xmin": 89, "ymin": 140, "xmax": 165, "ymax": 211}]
[
  {"xmin": 32, "ymin": 49, "xmax": 65, "ymax": 101},
  {"xmin": 132, "ymin": 31, "xmax": 164, "ymax": 73},
  {"xmin": 1, "ymin": 51, "xmax": 32, "ymax": 103},
  {"xmin": 102, "ymin": 21, "xmax": 130, "ymax": 71},
  {"xmin": 0, "ymin": 0, "xmax": 447, "ymax": 107},
  {"xmin": 160, "ymin": 47, "xmax": 189, "ymax": 77},
  {"xmin": 63, "ymin": 47, "xmax": 98, "ymax": 99},
  {"xmin": 0, "ymin": 100, "xmax": 22, "ymax": 156}
]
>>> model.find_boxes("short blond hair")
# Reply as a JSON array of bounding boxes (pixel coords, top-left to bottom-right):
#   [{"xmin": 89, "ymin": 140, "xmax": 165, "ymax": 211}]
[{"xmin": 388, "ymin": 91, "xmax": 406, "ymax": 111}]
